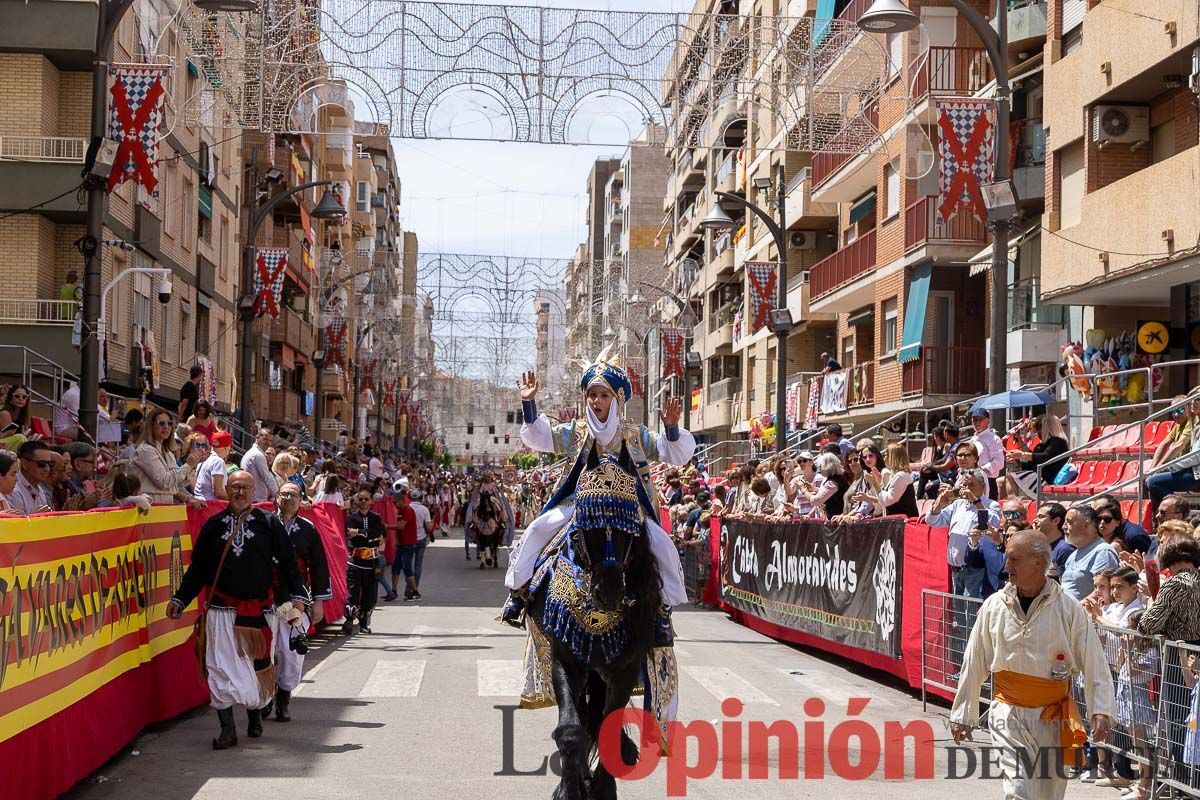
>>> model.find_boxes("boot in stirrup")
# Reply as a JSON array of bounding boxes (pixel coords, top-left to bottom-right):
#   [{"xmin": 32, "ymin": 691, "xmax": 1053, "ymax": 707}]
[
  {"xmin": 499, "ymin": 590, "xmax": 527, "ymax": 629},
  {"xmin": 212, "ymin": 707, "xmax": 238, "ymax": 750},
  {"xmin": 654, "ymin": 604, "xmax": 675, "ymax": 648}
]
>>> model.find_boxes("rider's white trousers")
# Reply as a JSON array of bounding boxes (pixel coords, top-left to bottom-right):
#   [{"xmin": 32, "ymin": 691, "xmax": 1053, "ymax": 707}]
[{"xmin": 504, "ymin": 502, "xmax": 688, "ymax": 606}]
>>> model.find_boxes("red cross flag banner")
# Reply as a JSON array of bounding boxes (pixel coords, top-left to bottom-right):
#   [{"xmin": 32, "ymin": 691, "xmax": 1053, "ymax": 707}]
[
  {"xmin": 627, "ymin": 357, "xmax": 645, "ymax": 398},
  {"xmin": 936, "ymin": 99, "xmax": 996, "ymax": 225},
  {"xmin": 746, "ymin": 262, "xmax": 777, "ymax": 332},
  {"xmin": 252, "ymin": 248, "xmax": 288, "ymax": 319},
  {"xmin": 106, "ymin": 67, "xmax": 168, "ymax": 193},
  {"xmin": 324, "ymin": 318, "xmax": 348, "ymax": 366},
  {"xmin": 398, "ymin": 390, "xmax": 411, "ymax": 415},
  {"xmin": 381, "ymin": 377, "xmax": 397, "ymax": 407},
  {"xmin": 359, "ymin": 356, "xmax": 378, "ymax": 392},
  {"xmin": 661, "ymin": 327, "xmax": 685, "ymax": 379}
]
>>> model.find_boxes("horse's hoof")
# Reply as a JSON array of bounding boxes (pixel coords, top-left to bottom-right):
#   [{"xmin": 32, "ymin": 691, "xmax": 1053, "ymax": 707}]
[{"xmin": 591, "ymin": 768, "xmax": 618, "ymax": 800}]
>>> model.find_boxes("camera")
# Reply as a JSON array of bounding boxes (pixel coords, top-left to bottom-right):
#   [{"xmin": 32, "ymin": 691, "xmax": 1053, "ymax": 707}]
[
  {"xmin": 156, "ymin": 276, "xmax": 172, "ymax": 304},
  {"xmin": 288, "ymin": 629, "xmax": 309, "ymax": 655}
]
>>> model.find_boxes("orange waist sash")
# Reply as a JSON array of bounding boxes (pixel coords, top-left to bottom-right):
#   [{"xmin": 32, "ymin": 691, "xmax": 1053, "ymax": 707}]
[{"xmin": 992, "ymin": 670, "xmax": 1088, "ymax": 762}]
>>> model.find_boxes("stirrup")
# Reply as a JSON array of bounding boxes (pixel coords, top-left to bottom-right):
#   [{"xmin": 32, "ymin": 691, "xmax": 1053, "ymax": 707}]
[
  {"xmin": 498, "ymin": 591, "xmax": 527, "ymax": 629},
  {"xmin": 654, "ymin": 604, "xmax": 675, "ymax": 647}
]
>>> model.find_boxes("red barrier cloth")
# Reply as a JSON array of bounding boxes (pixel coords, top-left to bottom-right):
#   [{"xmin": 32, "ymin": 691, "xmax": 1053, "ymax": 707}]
[
  {"xmin": 304, "ymin": 501, "xmax": 349, "ymax": 625},
  {"xmin": 719, "ymin": 520, "xmax": 951, "ymax": 694},
  {"xmin": 702, "ymin": 515, "xmax": 721, "ymax": 605},
  {"xmin": 372, "ymin": 498, "xmax": 398, "ymax": 563}
]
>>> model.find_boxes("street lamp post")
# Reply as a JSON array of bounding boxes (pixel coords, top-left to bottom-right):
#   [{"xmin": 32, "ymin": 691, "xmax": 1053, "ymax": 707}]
[
  {"xmin": 858, "ymin": 0, "xmax": 1012, "ymax": 394},
  {"xmin": 237, "ymin": 155, "xmax": 345, "ymax": 436},
  {"xmin": 700, "ymin": 163, "xmax": 789, "ymax": 454}
]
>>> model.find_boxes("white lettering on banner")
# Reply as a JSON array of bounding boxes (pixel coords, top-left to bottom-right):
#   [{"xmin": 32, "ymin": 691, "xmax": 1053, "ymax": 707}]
[
  {"xmin": 730, "ymin": 532, "xmax": 758, "ymax": 583},
  {"xmin": 764, "ymin": 539, "xmax": 858, "ymax": 595}
]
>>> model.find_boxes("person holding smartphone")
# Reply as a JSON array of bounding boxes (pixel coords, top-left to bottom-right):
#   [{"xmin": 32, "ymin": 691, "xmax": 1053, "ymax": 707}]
[{"xmin": 926, "ymin": 468, "xmax": 1003, "ymax": 600}]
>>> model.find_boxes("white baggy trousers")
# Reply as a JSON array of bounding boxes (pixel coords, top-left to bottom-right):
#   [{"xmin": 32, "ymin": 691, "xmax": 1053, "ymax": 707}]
[{"xmin": 205, "ymin": 608, "xmax": 269, "ymax": 710}]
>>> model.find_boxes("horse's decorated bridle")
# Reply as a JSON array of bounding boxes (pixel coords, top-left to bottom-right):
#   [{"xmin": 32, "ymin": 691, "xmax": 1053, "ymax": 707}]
[{"xmin": 572, "ymin": 525, "xmax": 640, "ymax": 607}]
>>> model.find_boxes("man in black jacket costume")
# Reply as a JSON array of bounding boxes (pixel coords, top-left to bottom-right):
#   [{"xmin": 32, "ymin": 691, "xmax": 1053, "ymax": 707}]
[{"xmin": 168, "ymin": 470, "xmax": 308, "ymax": 750}]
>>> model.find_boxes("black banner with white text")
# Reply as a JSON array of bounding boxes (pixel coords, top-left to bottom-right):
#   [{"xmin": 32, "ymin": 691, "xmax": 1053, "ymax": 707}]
[{"xmin": 720, "ymin": 518, "xmax": 904, "ymax": 657}]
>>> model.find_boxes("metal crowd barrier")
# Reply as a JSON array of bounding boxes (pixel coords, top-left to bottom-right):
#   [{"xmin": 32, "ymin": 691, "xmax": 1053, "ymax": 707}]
[
  {"xmin": 680, "ymin": 534, "xmax": 711, "ymax": 606},
  {"xmin": 920, "ymin": 589, "xmax": 990, "ymax": 713},
  {"xmin": 924, "ymin": 589, "xmax": 1200, "ymax": 797}
]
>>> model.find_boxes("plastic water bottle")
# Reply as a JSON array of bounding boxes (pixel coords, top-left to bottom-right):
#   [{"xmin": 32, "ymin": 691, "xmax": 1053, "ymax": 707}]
[{"xmin": 1050, "ymin": 653, "xmax": 1069, "ymax": 681}]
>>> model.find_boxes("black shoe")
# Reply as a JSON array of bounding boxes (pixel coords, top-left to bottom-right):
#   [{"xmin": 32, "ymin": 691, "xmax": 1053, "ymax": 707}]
[
  {"xmin": 274, "ymin": 689, "xmax": 291, "ymax": 722},
  {"xmin": 341, "ymin": 618, "xmax": 355, "ymax": 636},
  {"xmin": 360, "ymin": 625, "xmax": 372, "ymax": 634},
  {"xmin": 465, "ymin": 553, "xmax": 471, "ymax": 560},
  {"xmin": 404, "ymin": 591, "xmax": 416, "ymax": 601},
  {"xmin": 247, "ymin": 708, "xmax": 264, "ymax": 738},
  {"xmin": 384, "ymin": 592, "xmax": 399, "ymax": 602},
  {"xmin": 412, "ymin": 591, "xmax": 422, "ymax": 600},
  {"xmin": 213, "ymin": 708, "xmax": 238, "ymax": 750},
  {"xmin": 260, "ymin": 698, "xmax": 273, "ymax": 719},
  {"xmin": 500, "ymin": 591, "xmax": 527, "ymax": 629}
]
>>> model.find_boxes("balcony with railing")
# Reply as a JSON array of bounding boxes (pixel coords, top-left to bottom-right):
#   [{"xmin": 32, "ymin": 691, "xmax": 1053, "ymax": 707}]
[
  {"xmin": 268, "ymin": 388, "xmax": 304, "ymax": 422},
  {"xmin": 812, "ymin": 102, "xmax": 878, "ymax": 188},
  {"xmin": 715, "ymin": 151, "xmax": 738, "ymax": 194},
  {"xmin": 0, "ymin": 136, "xmax": 87, "ymax": 163},
  {"xmin": 904, "ymin": 196, "xmax": 990, "ymax": 253},
  {"xmin": 0, "ymin": 136, "xmax": 90, "ymax": 218},
  {"xmin": 0, "ymin": 298, "xmax": 76, "ymax": 325},
  {"xmin": 901, "ymin": 346, "xmax": 986, "ymax": 397},
  {"xmin": 271, "ymin": 307, "xmax": 316, "ymax": 354},
  {"xmin": 911, "ymin": 47, "xmax": 993, "ymax": 103},
  {"xmin": 809, "ymin": 229, "xmax": 877, "ymax": 301},
  {"xmin": 1007, "ymin": 277, "xmax": 1067, "ymax": 366},
  {"xmin": 784, "ymin": 166, "xmax": 838, "ymax": 228}
]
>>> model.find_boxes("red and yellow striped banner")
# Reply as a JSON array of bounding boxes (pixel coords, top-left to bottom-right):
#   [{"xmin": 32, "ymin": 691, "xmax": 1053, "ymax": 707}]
[{"xmin": 0, "ymin": 506, "xmax": 199, "ymax": 743}]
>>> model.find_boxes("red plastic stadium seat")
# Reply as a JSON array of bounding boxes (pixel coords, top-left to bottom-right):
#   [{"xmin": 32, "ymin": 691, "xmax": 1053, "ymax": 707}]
[
  {"xmin": 1079, "ymin": 426, "xmax": 1116, "ymax": 458},
  {"xmin": 1087, "ymin": 460, "xmax": 1126, "ymax": 494},
  {"xmin": 1111, "ymin": 461, "xmax": 1145, "ymax": 497}
]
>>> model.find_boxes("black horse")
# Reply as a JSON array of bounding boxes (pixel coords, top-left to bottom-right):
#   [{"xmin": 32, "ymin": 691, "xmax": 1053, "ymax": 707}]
[
  {"xmin": 525, "ymin": 449, "xmax": 663, "ymax": 800},
  {"xmin": 473, "ymin": 491, "xmax": 505, "ymax": 569}
]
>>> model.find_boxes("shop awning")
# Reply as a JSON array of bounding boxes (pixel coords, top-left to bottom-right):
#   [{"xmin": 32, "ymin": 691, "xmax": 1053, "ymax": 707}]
[
  {"xmin": 198, "ymin": 186, "xmax": 213, "ymax": 219},
  {"xmin": 847, "ymin": 307, "xmax": 874, "ymax": 327},
  {"xmin": 968, "ymin": 222, "xmax": 1040, "ymax": 277},
  {"xmin": 897, "ymin": 262, "xmax": 933, "ymax": 364},
  {"xmin": 848, "ymin": 192, "xmax": 877, "ymax": 224}
]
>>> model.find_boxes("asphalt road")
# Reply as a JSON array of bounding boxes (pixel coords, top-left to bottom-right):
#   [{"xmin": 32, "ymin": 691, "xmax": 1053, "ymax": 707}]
[{"xmin": 65, "ymin": 529, "xmax": 1120, "ymax": 800}]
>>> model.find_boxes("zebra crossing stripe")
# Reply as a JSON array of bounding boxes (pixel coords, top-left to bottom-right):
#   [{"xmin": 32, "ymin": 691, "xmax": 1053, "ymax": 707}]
[
  {"xmin": 477, "ymin": 659, "xmax": 524, "ymax": 697},
  {"xmin": 359, "ymin": 660, "xmax": 427, "ymax": 697},
  {"xmin": 683, "ymin": 665, "xmax": 778, "ymax": 705}
]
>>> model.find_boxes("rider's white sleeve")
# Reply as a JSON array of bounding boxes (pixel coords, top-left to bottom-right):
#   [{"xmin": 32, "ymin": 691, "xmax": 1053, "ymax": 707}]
[
  {"xmin": 655, "ymin": 427, "xmax": 697, "ymax": 466},
  {"xmin": 520, "ymin": 414, "xmax": 555, "ymax": 453}
]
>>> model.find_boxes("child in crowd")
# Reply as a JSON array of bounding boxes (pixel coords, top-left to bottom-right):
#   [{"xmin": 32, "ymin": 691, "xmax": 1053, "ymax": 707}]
[
  {"xmin": 1114, "ymin": 609, "xmax": 1157, "ymax": 800},
  {"xmin": 97, "ymin": 472, "xmax": 151, "ymax": 514},
  {"xmin": 742, "ymin": 477, "xmax": 776, "ymax": 516}
]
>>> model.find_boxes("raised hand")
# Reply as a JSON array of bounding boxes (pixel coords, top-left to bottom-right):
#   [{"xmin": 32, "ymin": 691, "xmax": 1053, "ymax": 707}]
[
  {"xmin": 658, "ymin": 397, "xmax": 682, "ymax": 428},
  {"xmin": 519, "ymin": 371, "xmax": 539, "ymax": 402}
]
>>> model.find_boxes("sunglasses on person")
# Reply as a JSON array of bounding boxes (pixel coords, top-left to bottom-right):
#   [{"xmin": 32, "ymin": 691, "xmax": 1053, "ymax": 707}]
[
  {"xmin": 1097, "ymin": 515, "xmax": 1116, "ymax": 524},
  {"xmin": 155, "ymin": 419, "xmax": 173, "ymax": 428},
  {"xmin": 1003, "ymin": 510, "xmax": 1025, "ymax": 520},
  {"xmin": 23, "ymin": 458, "xmax": 52, "ymax": 469},
  {"xmin": 10, "ymin": 393, "xmax": 27, "ymax": 401},
  {"xmin": 227, "ymin": 484, "xmax": 253, "ymax": 493},
  {"xmin": 192, "ymin": 442, "xmax": 210, "ymax": 450}
]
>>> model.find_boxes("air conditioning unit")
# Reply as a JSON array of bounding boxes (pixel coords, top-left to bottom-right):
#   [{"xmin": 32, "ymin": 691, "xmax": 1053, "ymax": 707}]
[
  {"xmin": 1092, "ymin": 105, "xmax": 1150, "ymax": 145},
  {"xmin": 789, "ymin": 230, "xmax": 817, "ymax": 250}
]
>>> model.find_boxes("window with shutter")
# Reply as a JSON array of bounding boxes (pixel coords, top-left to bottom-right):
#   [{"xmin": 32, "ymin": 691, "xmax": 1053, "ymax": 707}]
[{"xmin": 1058, "ymin": 142, "xmax": 1085, "ymax": 229}]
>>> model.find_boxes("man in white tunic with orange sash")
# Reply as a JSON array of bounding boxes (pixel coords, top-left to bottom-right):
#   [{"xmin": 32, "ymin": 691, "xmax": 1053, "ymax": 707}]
[{"xmin": 951, "ymin": 531, "xmax": 1115, "ymax": 800}]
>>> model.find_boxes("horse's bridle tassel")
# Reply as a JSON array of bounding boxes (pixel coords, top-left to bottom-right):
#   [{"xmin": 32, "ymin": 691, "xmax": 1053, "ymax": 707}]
[{"xmin": 603, "ymin": 526, "xmax": 617, "ymax": 566}]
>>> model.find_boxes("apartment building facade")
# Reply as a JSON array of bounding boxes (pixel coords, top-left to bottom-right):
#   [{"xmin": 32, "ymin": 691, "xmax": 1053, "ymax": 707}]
[
  {"xmin": 0, "ymin": 2, "xmax": 244, "ymax": 421},
  {"xmin": 1039, "ymin": 0, "xmax": 1200, "ymax": 407},
  {"xmin": 656, "ymin": 0, "xmax": 1063, "ymax": 445}
]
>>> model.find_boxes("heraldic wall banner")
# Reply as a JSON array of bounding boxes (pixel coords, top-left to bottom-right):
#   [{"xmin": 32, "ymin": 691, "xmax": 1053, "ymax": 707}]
[
  {"xmin": 935, "ymin": 98, "xmax": 997, "ymax": 225},
  {"xmin": 720, "ymin": 518, "xmax": 904, "ymax": 658}
]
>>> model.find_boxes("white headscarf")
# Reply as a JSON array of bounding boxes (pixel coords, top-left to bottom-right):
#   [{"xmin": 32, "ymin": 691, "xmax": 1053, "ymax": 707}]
[{"xmin": 585, "ymin": 401, "xmax": 620, "ymax": 447}]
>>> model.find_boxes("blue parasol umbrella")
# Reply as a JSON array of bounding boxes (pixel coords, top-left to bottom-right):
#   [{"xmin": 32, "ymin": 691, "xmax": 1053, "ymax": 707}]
[{"xmin": 969, "ymin": 390, "xmax": 1056, "ymax": 414}]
